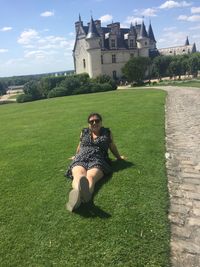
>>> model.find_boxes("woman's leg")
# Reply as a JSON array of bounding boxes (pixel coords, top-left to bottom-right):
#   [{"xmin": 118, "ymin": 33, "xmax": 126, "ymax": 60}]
[
  {"xmin": 66, "ymin": 166, "xmax": 87, "ymax": 212},
  {"xmin": 71, "ymin": 165, "xmax": 87, "ymax": 190},
  {"xmin": 86, "ymin": 168, "xmax": 104, "ymax": 194}
]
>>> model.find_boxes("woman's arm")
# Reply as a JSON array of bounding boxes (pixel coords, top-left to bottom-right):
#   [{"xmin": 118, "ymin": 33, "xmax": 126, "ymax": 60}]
[
  {"xmin": 68, "ymin": 132, "xmax": 82, "ymax": 160},
  {"xmin": 109, "ymin": 132, "xmax": 126, "ymax": 160}
]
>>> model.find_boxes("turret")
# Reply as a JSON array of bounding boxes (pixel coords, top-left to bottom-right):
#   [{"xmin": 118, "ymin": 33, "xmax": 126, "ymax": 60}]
[
  {"xmin": 86, "ymin": 17, "xmax": 102, "ymax": 77},
  {"xmin": 138, "ymin": 21, "xmax": 148, "ymax": 39},
  {"xmin": 148, "ymin": 22, "xmax": 156, "ymax": 49},
  {"xmin": 185, "ymin": 36, "xmax": 189, "ymax": 46},
  {"xmin": 137, "ymin": 21, "xmax": 149, "ymax": 57},
  {"xmin": 192, "ymin": 43, "xmax": 197, "ymax": 53},
  {"xmin": 86, "ymin": 17, "xmax": 100, "ymax": 39}
]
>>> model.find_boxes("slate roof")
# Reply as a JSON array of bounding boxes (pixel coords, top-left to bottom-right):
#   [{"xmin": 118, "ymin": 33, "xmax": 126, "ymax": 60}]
[
  {"xmin": 148, "ymin": 23, "xmax": 156, "ymax": 42},
  {"xmin": 75, "ymin": 17, "xmax": 158, "ymax": 52},
  {"xmin": 81, "ymin": 23, "xmax": 144, "ymax": 50},
  {"xmin": 86, "ymin": 17, "xmax": 100, "ymax": 39},
  {"xmin": 185, "ymin": 36, "xmax": 189, "ymax": 46}
]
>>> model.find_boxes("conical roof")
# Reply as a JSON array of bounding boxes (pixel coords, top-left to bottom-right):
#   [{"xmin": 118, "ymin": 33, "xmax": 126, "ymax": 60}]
[
  {"xmin": 86, "ymin": 17, "xmax": 100, "ymax": 39},
  {"xmin": 138, "ymin": 21, "xmax": 148, "ymax": 39},
  {"xmin": 148, "ymin": 22, "xmax": 156, "ymax": 42},
  {"xmin": 192, "ymin": 43, "xmax": 197, "ymax": 53},
  {"xmin": 185, "ymin": 36, "xmax": 189, "ymax": 46},
  {"xmin": 129, "ymin": 23, "xmax": 136, "ymax": 35}
]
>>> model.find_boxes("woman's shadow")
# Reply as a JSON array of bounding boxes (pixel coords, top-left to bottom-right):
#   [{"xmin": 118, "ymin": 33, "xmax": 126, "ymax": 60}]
[{"xmin": 75, "ymin": 160, "xmax": 134, "ymax": 218}]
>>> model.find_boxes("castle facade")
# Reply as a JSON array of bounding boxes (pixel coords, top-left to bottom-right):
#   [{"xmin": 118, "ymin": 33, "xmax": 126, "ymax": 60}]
[{"xmin": 73, "ymin": 16, "xmax": 196, "ymax": 79}]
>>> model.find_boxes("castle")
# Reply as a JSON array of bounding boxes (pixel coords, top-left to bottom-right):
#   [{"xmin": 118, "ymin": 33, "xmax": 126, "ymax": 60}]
[{"xmin": 73, "ymin": 15, "xmax": 197, "ymax": 79}]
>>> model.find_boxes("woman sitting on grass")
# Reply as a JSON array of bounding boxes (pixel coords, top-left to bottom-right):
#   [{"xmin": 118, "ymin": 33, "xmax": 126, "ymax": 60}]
[{"xmin": 66, "ymin": 112, "xmax": 125, "ymax": 212}]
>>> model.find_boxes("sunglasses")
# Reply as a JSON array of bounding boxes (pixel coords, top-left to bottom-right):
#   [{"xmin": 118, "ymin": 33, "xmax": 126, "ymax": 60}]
[{"xmin": 88, "ymin": 119, "xmax": 101, "ymax": 125}]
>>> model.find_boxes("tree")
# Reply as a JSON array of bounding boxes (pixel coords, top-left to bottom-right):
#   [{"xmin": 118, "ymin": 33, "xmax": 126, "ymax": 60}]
[
  {"xmin": 0, "ymin": 81, "xmax": 6, "ymax": 96},
  {"xmin": 23, "ymin": 80, "xmax": 42, "ymax": 100},
  {"xmin": 188, "ymin": 53, "xmax": 200, "ymax": 77},
  {"xmin": 152, "ymin": 55, "xmax": 172, "ymax": 80},
  {"xmin": 122, "ymin": 57, "xmax": 151, "ymax": 84},
  {"xmin": 92, "ymin": 74, "xmax": 117, "ymax": 90}
]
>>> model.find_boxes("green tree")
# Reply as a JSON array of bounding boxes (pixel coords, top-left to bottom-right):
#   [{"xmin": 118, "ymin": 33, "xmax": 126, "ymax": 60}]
[
  {"xmin": 152, "ymin": 55, "xmax": 172, "ymax": 80},
  {"xmin": 122, "ymin": 57, "xmax": 151, "ymax": 84},
  {"xmin": 188, "ymin": 53, "xmax": 200, "ymax": 77},
  {"xmin": 24, "ymin": 80, "xmax": 42, "ymax": 100},
  {"xmin": 40, "ymin": 76, "xmax": 66, "ymax": 97},
  {"xmin": 92, "ymin": 74, "xmax": 117, "ymax": 90},
  {"xmin": 0, "ymin": 81, "xmax": 6, "ymax": 96}
]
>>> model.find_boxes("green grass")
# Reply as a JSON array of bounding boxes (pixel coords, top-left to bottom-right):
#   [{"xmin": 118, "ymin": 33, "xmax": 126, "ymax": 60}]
[
  {"xmin": 0, "ymin": 90, "xmax": 170, "ymax": 267},
  {"xmin": 152, "ymin": 78, "xmax": 200, "ymax": 88}
]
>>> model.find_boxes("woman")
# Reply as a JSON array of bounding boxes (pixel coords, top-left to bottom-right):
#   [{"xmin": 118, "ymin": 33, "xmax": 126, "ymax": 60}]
[{"xmin": 66, "ymin": 112, "xmax": 125, "ymax": 212}]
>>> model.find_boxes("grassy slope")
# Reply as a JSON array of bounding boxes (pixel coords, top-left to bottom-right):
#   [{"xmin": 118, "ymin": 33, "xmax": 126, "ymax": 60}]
[{"xmin": 0, "ymin": 89, "xmax": 170, "ymax": 266}]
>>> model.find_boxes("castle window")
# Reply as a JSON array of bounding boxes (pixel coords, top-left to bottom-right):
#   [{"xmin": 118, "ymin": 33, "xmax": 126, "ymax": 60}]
[
  {"xmin": 130, "ymin": 39, "xmax": 134, "ymax": 48},
  {"xmin": 145, "ymin": 41, "xmax": 147, "ymax": 46},
  {"xmin": 130, "ymin": 53, "xmax": 134, "ymax": 58},
  {"xmin": 113, "ymin": 71, "xmax": 117, "ymax": 79},
  {"xmin": 83, "ymin": 59, "xmax": 86, "ymax": 68},
  {"xmin": 111, "ymin": 39, "xmax": 116, "ymax": 48},
  {"xmin": 101, "ymin": 55, "xmax": 103, "ymax": 64},
  {"xmin": 112, "ymin": 54, "xmax": 116, "ymax": 63}
]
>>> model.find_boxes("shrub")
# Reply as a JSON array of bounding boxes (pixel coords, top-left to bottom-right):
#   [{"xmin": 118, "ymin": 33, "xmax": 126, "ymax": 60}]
[
  {"xmin": 47, "ymin": 87, "xmax": 68, "ymax": 98},
  {"xmin": 93, "ymin": 74, "xmax": 117, "ymax": 90},
  {"xmin": 73, "ymin": 83, "xmax": 92, "ymax": 94},
  {"xmin": 16, "ymin": 94, "xmax": 34, "ymax": 103},
  {"xmin": 99, "ymin": 83, "xmax": 113, "ymax": 92}
]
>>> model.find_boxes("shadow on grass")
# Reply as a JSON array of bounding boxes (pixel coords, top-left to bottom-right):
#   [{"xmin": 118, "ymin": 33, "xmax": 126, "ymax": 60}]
[{"xmin": 75, "ymin": 160, "xmax": 134, "ymax": 218}]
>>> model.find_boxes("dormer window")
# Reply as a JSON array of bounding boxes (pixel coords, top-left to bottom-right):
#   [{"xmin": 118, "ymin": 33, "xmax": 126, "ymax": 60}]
[{"xmin": 111, "ymin": 39, "xmax": 116, "ymax": 48}]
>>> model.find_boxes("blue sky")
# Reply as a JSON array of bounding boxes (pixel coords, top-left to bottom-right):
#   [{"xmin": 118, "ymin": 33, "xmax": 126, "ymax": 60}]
[{"xmin": 0, "ymin": 0, "xmax": 200, "ymax": 77}]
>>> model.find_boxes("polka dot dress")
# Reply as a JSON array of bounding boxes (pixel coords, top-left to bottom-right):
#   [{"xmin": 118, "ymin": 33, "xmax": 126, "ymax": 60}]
[{"xmin": 66, "ymin": 127, "xmax": 112, "ymax": 179}]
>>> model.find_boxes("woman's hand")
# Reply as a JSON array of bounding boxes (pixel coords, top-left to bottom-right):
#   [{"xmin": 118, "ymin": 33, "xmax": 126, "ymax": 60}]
[{"xmin": 68, "ymin": 156, "xmax": 75, "ymax": 160}]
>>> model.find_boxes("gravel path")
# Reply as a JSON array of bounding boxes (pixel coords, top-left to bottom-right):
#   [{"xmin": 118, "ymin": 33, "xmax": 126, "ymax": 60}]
[{"xmin": 163, "ymin": 86, "xmax": 200, "ymax": 267}]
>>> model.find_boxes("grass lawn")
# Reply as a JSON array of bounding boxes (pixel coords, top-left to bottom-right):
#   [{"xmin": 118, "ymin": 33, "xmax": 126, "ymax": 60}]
[
  {"xmin": 153, "ymin": 79, "xmax": 200, "ymax": 88},
  {"xmin": 0, "ymin": 89, "xmax": 170, "ymax": 266}
]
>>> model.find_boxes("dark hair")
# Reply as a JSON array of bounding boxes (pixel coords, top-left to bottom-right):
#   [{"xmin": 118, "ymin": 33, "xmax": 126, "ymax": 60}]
[{"xmin": 87, "ymin": 112, "xmax": 102, "ymax": 123}]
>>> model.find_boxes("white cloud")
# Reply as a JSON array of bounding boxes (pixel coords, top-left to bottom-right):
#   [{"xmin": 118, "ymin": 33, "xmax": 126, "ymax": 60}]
[
  {"xmin": 159, "ymin": 1, "xmax": 192, "ymax": 9},
  {"xmin": 40, "ymin": 11, "xmax": 54, "ymax": 17},
  {"xmin": 157, "ymin": 30, "xmax": 187, "ymax": 48},
  {"xmin": 18, "ymin": 29, "xmax": 39, "ymax": 45},
  {"xmin": 141, "ymin": 8, "xmax": 157, "ymax": 17},
  {"xmin": 189, "ymin": 24, "xmax": 200, "ymax": 30},
  {"xmin": 0, "ymin": 27, "xmax": 12, "ymax": 32},
  {"xmin": 124, "ymin": 16, "xmax": 143, "ymax": 25},
  {"xmin": 99, "ymin": 14, "xmax": 113, "ymax": 23},
  {"xmin": 24, "ymin": 50, "xmax": 46, "ymax": 59},
  {"xmin": 178, "ymin": 14, "xmax": 200, "ymax": 21},
  {"xmin": 0, "ymin": 48, "xmax": 8, "ymax": 53},
  {"xmin": 191, "ymin": 7, "xmax": 200, "ymax": 14},
  {"xmin": 133, "ymin": 8, "xmax": 157, "ymax": 17}
]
